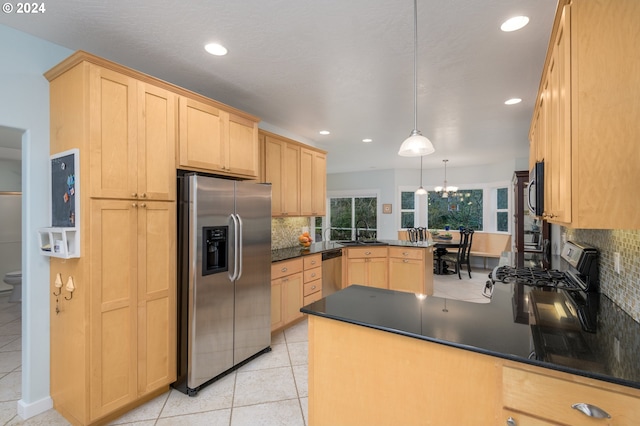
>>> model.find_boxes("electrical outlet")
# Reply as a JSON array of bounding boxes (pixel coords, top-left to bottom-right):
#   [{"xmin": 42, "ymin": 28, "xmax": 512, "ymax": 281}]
[
  {"xmin": 614, "ymin": 252, "xmax": 621, "ymax": 274},
  {"xmin": 613, "ymin": 337, "xmax": 620, "ymax": 363}
]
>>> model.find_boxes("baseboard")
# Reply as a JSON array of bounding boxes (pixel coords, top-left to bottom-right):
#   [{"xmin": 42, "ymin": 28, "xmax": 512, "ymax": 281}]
[{"xmin": 17, "ymin": 396, "xmax": 53, "ymax": 420}]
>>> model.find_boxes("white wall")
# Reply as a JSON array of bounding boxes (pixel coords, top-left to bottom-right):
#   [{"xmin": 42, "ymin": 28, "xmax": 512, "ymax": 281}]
[{"xmin": 0, "ymin": 24, "xmax": 73, "ymax": 419}]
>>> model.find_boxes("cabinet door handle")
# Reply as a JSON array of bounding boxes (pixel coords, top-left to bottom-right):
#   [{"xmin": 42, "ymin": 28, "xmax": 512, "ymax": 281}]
[
  {"xmin": 311, "ymin": 285, "xmax": 316, "ymax": 290},
  {"xmin": 310, "ymin": 273, "xmax": 316, "ymax": 278},
  {"xmin": 571, "ymin": 403, "xmax": 611, "ymax": 419},
  {"xmin": 403, "ymin": 252, "xmax": 409, "ymax": 256},
  {"xmin": 365, "ymin": 251, "xmax": 372, "ymax": 255},
  {"xmin": 132, "ymin": 202, "xmax": 138, "ymax": 208},
  {"xmin": 311, "ymin": 260, "xmax": 316, "ymax": 265},
  {"xmin": 506, "ymin": 417, "xmax": 516, "ymax": 426},
  {"xmin": 403, "ymin": 259, "xmax": 409, "ymax": 263},
  {"xmin": 132, "ymin": 192, "xmax": 137, "ymax": 198},
  {"xmin": 140, "ymin": 203, "xmax": 146, "ymax": 208},
  {"xmin": 281, "ymin": 267, "xmax": 288, "ymax": 272},
  {"xmin": 141, "ymin": 193, "xmax": 147, "ymax": 198}
]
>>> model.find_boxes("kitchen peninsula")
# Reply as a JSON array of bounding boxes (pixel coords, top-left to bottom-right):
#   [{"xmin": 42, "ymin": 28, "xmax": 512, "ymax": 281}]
[{"xmin": 302, "ymin": 282, "xmax": 640, "ymax": 425}]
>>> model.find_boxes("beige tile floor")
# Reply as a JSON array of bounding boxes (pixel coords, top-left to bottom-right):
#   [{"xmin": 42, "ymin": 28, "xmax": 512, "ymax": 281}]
[{"xmin": 0, "ymin": 268, "xmax": 490, "ymax": 425}]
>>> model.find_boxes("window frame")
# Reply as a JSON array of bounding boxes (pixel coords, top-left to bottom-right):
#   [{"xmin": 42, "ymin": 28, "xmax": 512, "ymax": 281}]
[{"xmin": 321, "ymin": 189, "xmax": 381, "ymax": 241}]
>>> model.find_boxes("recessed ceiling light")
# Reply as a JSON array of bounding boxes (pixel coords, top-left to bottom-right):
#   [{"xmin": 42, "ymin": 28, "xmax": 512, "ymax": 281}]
[
  {"xmin": 362, "ymin": 138, "xmax": 373, "ymax": 143},
  {"xmin": 505, "ymin": 98, "xmax": 522, "ymax": 105},
  {"xmin": 319, "ymin": 130, "xmax": 330, "ymax": 135},
  {"xmin": 204, "ymin": 43, "xmax": 228, "ymax": 56},
  {"xmin": 500, "ymin": 16, "xmax": 529, "ymax": 32}
]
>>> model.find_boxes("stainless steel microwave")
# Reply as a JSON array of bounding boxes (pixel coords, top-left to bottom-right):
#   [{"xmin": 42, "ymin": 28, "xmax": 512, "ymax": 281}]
[{"xmin": 528, "ymin": 162, "xmax": 544, "ymax": 217}]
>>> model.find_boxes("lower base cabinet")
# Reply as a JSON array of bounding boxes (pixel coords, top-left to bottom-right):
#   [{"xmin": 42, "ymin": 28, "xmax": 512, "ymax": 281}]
[
  {"xmin": 345, "ymin": 247, "xmax": 388, "ymax": 289},
  {"xmin": 271, "ymin": 258, "xmax": 304, "ymax": 331}
]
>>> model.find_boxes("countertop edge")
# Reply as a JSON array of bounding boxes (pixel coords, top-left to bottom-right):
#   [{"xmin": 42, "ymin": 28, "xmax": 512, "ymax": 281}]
[{"xmin": 301, "ymin": 304, "xmax": 640, "ymax": 391}]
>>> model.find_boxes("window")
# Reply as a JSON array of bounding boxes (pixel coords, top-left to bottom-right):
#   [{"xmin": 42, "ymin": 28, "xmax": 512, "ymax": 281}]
[
  {"xmin": 496, "ymin": 187, "xmax": 509, "ymax": 232},
  {"xmin": 428, "ymin": 189, "xmax": 483, "ymax": 230},
  {"xmin": 400, "ymin": 191, "xmax": 415, "ymax": 228},
  {"xmin": 317, "ymin": 194, "xmax": 378, "ymax": 241}
]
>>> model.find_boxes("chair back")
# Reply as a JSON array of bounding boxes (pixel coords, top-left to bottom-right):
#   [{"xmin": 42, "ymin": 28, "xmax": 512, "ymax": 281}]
[
  {"xmin": 461, "ymin": 229, "xmax": 474, "ymax": 264},
  {"xmin": 456, "ymin": 229, "xmax": 473, "ymax": 263}
]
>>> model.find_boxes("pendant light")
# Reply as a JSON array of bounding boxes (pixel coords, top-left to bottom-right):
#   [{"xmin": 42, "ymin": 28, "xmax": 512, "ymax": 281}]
[
  {"xmin": 434, "ymin": 159, "xmax": 458, "ymax": 198},
  {"xmin": 398, "ymin": 0, "xmax": 435, "ymax": 157},
  {"xmin": 415, "ymin": 156, "xmax": 427, "ymax": 195}
]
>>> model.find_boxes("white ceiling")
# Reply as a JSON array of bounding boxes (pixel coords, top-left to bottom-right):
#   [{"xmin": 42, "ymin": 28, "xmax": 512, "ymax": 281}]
[{"xmin": 0, "ymin": 0, "xmax": 557, "ymax": 173}]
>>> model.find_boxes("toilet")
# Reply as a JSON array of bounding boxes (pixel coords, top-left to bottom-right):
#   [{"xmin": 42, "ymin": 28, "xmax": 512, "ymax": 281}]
[{"xmin": 3, "ymin": 271, "xmax": 22, "ymax": 303}]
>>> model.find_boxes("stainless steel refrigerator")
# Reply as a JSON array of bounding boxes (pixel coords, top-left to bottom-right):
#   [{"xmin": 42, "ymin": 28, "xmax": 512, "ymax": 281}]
[{"xmin": 174, "ymin": 173, "xmax": 272, "ymax": 396}]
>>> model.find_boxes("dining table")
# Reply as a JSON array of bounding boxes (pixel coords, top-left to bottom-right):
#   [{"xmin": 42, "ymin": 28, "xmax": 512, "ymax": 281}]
[{"xmin": 432, "ymin": 238, "xmax": 461, "ymax": 275}]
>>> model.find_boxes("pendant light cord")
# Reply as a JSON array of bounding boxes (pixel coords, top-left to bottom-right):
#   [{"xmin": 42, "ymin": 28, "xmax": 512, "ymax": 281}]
[{"xmin": 412, "ymin": 0, "xmax": 418, "ymax": 131}]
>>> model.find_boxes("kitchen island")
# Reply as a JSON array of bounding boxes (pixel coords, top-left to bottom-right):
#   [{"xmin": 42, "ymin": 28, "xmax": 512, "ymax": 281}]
[{"xmin": 301, "ymin": 282, "xmax": 640, "ymax": 425}]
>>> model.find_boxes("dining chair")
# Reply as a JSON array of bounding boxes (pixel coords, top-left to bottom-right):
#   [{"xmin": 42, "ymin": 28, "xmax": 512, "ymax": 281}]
[{"xmin": 441, "ymin": 228, "xmax": 474, "ymax": 279}]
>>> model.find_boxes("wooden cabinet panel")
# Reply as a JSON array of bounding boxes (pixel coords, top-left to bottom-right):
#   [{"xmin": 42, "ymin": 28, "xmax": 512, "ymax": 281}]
[
  {"xmin": 178, "ymin": 96, "xmax": 225, "ymax": 172},
  {"xmin": 89, "ymin": 66, "xmax": 138, "ymax": 199},
  {"xmin": 346, "ymin": 256, "xmax": 388, "ymax": 289},
  {"xmin": 271, "ymin": 280, "xmax": 283, "ymax": 331},
  {"xmin": 347, "ymin": 247, "xmax": 388, "ymax": 259},
  {"xmin": 137, "ymin": 201, "xmax": 176, "ymax": 394},
  {"xmin": 260, "ymin": 130, "xmax": 326, "ymax": 217},
  {"xmin": 303, "ymin": 266, "xmax": 321, "ymax": 283},
  {"xmin": 531, "ymin": 0, "xmax": 640, "ymax": 228},
  {"xmin": 388, "ymin": 247, "xmax": 423, "ymax": 261},
  {"xmin": 138, "ymin": 83, "xmax": 176, "ymax": 201},
  {"xmin": 503, "ymin": 365, "xmax": 640, "ymax": 425},
  {"xmin": 300, "ymin": 148, "xmax": 327, "ymax": 216},
  {"xmin": 388, "ymin": 258, "xmax": 424, "ymax": 294},
  {"xmin": 282, "ymin": 272, "xmax": 304, "ymax": 325},
  {"xmin": 303, "ymin": 280, "xmax": 321, "ymax": 297},
  {"xmin": 303, "ymin": 253, "xmax": 321, "ymax": 270},
  {"xmin": 89, "ymin": 200, "xmax": 138, "ymax": 418},
  {"xmin": 271, "ymin": 258, "xmax": 305, "ymax": 331},
  {"xmin": 228, "ymin": 113, "xmax": 259, "ymax": 177}
]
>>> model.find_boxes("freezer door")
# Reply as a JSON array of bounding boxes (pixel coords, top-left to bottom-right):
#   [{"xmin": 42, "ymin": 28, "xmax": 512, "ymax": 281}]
[
  {"xmin": 233, "ymin": 181, "xmax": 272, "ymax": 364},
  {"xmin": 188, "ymin": 175, "xmax": 236, "ymax": 389}
]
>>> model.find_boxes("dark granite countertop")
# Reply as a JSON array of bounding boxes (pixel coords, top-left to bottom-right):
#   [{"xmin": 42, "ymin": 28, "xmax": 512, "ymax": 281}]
[
  {"xmin": 271, "ymin": 239, "xmax": 434, "ymax": 263},
  {"xmin": 301, "ymin": 281, "xmax": 640, "ymax": 390}
]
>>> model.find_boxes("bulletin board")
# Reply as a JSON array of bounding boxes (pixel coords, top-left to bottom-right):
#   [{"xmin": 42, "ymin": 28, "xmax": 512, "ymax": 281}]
[{"xmin": 50, "ymin": 149, "xmax": 79, "ymax": 228}]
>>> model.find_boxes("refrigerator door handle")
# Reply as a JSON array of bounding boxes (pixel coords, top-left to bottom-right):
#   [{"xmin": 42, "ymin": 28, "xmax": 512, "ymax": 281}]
[
  {"xmin": 236, "ymin": 214, "xmax": 244, "ymax": 280},
  {"xmin": 229, "ymin": 214, "xmax": 239, "ymax": 281}
]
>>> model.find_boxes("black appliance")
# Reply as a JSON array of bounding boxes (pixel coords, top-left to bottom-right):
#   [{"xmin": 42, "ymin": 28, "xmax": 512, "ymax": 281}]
[
  {"xmin": 487, "ymin": 241, "xmax": 600, "ymax": 332},
  {"xmin": 528, "ymin": 161, "xmax": 544, "ymax": 217}
]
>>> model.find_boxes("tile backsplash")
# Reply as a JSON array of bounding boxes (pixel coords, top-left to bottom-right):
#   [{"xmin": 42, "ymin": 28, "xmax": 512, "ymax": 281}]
[
  {"xmin": 271, "ymin": 217, "xmax": 312, "ymax": 250},
  {"xmin": 563, "ymin": 228, "xmax": 640, "ymax": 323}
]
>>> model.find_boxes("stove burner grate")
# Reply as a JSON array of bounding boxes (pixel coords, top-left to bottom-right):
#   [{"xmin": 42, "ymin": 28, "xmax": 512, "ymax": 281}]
[{"xmin": 491, "ymin": 266, "xmax": 580, "ymax": 290}]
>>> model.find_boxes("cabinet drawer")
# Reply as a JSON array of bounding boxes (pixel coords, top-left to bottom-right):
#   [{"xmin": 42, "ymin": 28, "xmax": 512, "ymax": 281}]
[
  {"xmin": 388, "ymin": 247, "xmax": 423, "ymax": 260},
  {"xmin": 304, "ymin": 266, "xmax": 322, "ymax": 283},
  {"xmin": 347, "ymin": 247, "xmax": 388, "ymax": 259},
  {"xmin": 271, "ymin": 258, "xmax": 303, "ymax": 279},
  {"xmin": 503, "ymin": 366, "xmax": 640, "ymax": 425},
  {"xmin": 303, "ymin": 289, "xmax": 322, "ymax": 306},
  {"xmin": 303, "ymin": 254, "xmax": 321, "ymax": 269},
  {"xmin": 303, "ymin": 279, "xmax": 322, "ymax": 297}
]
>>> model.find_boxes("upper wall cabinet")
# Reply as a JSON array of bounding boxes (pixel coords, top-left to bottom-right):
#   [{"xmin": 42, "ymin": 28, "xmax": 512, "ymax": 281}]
[
  {"xmin": 529, "ymin": 0, "xmax": 640, "ymax": 229},
  {"xmin": 260, "ymin": 130, "xmax": 327, "ymax": 217},
  {"xmin": 178, "ymin": 97, "xmax": 259, "ymax": 178}
]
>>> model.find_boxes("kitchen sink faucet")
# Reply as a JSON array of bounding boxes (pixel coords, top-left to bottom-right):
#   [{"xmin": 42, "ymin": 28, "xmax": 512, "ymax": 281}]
[{"xmin": 355, "ymin": 220, "xmax": 369, "ymax": 241}]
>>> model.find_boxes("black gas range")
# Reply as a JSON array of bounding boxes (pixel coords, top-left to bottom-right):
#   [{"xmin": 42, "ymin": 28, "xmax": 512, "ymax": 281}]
[
  {"xmin": 486, "ymin": 241, "xmax": 603, "ymax": 368},
  {"xmin": 486, "ymin": 241, "xmax": 600, "ymax": 333}
]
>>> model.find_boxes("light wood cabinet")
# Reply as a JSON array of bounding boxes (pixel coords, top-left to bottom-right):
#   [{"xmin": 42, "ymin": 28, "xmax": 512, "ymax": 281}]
[
  {"xmin": 530, "ymin": 0, "xmax": 640, "ymax": 228},
  {"xmin": 260, "ymin": 130, "xmax": 327, "ymax": 217},
  {"xmin": 388, "ymin": 247, "xmax": 430, "ymax": 294},
  {"xmin": 262, "ymin": 133, "xmax": 301, "ymax": 216},
  {"xmin": 502, "ymin": 364, "xmax": 640, "ymax": 425},
  {"xmin": 345, "ymin": 247, "xmax": 388, "ymax": 289},
  {"xmin": 271, "ymin": 258, "xmax": 304, "ymax": 331},
  {"xmin": 343, "ymin": 246, "xmax": 433, "ymax": 295},
  {"xmin": 178, "ymin": 97, "xmax": 259, "ymax": 178},
  {"xmin": 303, "ymin": 254, "xmax": 323, "ymax": 306},
  {"xmin": 89, "ymin": 199, "xmax": 176, "ymax": 417},
  {"xmin": 87, "ymin": 66, "xmax": 176, "ymax": 201},
  {"xmin": 46, "ymin": 52, "xmax": 177, "ymax": 425},
  {"xmin": 300, "ymin": 148, "xmax": 327, "ymax": 216}
]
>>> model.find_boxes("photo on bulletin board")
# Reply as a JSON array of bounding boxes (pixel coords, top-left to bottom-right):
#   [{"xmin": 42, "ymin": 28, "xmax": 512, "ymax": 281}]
[{"xmin": 50, "ymin": 149, "xmax": 79, "ymax": 228}]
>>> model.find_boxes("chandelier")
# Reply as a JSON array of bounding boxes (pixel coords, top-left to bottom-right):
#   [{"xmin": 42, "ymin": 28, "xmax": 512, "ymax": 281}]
[
  {"xmin": 434, "ymin": 159, "xmax": 458, "ymax": 198},
  {"xmin": 398, "ymin": 0, "xmax": 435, "ymax": 157}
]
